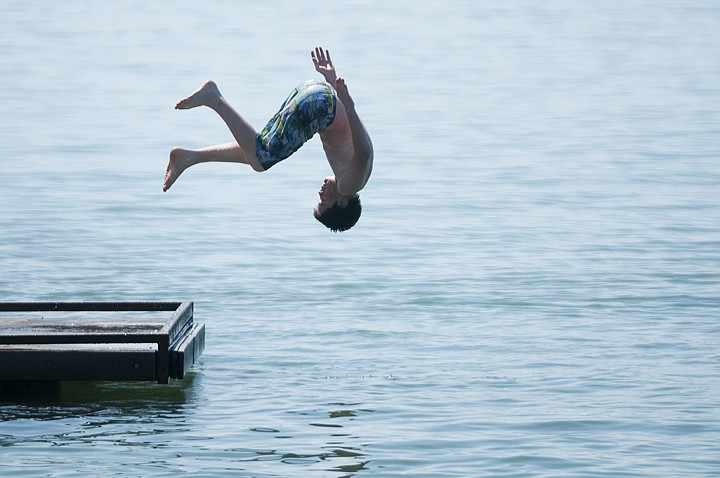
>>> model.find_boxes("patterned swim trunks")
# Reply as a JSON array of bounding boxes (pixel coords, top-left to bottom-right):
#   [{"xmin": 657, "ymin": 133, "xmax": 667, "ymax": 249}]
[{"xmin": 255, "ymin": 79, "xmax": 336, "ymax": 170}]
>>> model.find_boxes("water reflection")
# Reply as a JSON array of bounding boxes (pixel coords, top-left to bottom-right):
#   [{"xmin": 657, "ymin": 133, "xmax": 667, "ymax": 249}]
[
  {"xmin": 1, "ymin": 380, "xmax": 375, "ymax": 476},
  {"xmin": 0, "ymin": 373, "xmax": 199, "ymax": 421},
  {"xmin": 236, "ymin": 446, "xmax": 369, "ymax": 476},
  {"xmin": 238, "ymin": 403, "xmax": 374, "ymax": 476}
]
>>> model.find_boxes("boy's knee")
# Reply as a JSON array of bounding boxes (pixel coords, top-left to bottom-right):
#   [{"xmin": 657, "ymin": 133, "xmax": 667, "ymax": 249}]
[{"xmin": 249, "ymin": 157, "xmax": 266, "ymax": 172}]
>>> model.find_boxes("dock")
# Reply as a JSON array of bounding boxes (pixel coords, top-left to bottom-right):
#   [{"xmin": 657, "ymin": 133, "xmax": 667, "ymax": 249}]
[{"xmin": 0, "ymin": 301, "xmax": 205, "ymax": 388}]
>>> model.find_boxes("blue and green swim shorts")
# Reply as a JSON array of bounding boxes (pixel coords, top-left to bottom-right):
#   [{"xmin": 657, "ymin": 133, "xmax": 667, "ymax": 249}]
[{"xmin": 255, "ymin": 79, "xmax": 336, "ymax": 170}]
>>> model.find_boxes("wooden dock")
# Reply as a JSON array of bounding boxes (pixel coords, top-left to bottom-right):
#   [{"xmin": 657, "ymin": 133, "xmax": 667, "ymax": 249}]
[{"xmin": 0, "ymin": 301, "xmax": 204, "ymax": 386}]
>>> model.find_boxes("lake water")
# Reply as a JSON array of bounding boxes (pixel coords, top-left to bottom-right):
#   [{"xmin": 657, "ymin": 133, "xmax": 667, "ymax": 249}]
[{"xmin": 1, "ymin": 1, "xmax": 719, "ymax": 476}]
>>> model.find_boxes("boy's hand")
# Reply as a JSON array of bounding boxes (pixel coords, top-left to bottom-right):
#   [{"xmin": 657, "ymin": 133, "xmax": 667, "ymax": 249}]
[
  {"xmin": 335, "ymin": 77, "xmax": 355, "ymax": 110},
  {"xmin": 311, "ymin": 47, "xmax": 337, "ymax": 85}
]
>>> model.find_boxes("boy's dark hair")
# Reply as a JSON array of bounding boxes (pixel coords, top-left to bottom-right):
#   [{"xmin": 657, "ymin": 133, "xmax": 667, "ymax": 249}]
[{"xmin": 314, "ymin": 194, "xmax": 362, "ymax": 232}]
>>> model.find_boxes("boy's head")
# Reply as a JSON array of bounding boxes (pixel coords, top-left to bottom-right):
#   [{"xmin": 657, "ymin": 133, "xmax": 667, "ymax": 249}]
[{"xmin": 314, "ymin": 176, "xmax": 362, "ymax": 232}]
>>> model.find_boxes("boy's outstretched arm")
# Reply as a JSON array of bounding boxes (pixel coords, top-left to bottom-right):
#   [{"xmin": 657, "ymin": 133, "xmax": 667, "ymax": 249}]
[{"xmin": 335, "ymin": 77, "xmax": 373, "ymax": 194}]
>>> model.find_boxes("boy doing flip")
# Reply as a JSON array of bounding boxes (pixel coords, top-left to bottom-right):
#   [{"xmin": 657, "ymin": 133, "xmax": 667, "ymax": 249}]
[{"xmin": 163, "ymin": 47, "xmax": 373, "ymax": 232}]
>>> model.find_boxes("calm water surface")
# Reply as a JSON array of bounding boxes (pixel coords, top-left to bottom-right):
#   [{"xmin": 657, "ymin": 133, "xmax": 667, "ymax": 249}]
[{"xmin": 1, "ymin": 1, "xmax": 719, "ymax": 476}]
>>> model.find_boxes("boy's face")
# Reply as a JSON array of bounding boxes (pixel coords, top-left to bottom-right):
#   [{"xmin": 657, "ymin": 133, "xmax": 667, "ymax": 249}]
[{"xmin": 315, "ymin": 176, "xmax": 346, "ymax": 215}]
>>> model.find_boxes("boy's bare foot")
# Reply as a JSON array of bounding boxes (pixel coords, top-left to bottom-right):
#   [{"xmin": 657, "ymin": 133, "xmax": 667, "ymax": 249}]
[
  {"xmin": 163, "ymin": 147, "xmax": 194, "ymax": 192},
  {"xmin": 175, "ymin": 80, "xmax": 222, "ymax": 110}
]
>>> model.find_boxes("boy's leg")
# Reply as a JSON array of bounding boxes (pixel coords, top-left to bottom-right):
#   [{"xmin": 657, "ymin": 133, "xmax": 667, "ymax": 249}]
[
  {"xmin": 175, "ymin": 81, "xmax": 265, "ymax": 172},
  {"xmin": 163, "ymin": 142, "xmax": 249, "ymax": 192}
]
